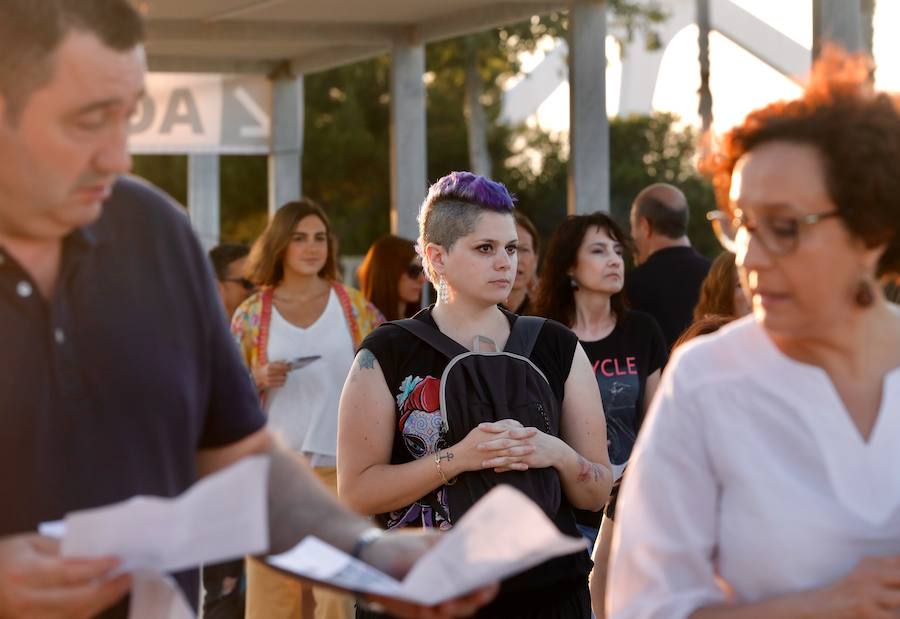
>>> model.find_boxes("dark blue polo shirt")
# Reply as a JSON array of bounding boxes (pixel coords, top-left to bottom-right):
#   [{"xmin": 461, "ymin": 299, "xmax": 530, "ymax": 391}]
[{"xmin": 0, "ymin": 176, "xmax": 266, "ymax": 616}]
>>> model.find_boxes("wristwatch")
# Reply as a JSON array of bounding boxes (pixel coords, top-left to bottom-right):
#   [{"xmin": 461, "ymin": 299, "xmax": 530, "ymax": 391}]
[{"xmin": 350, "ymin": 526, "xmax": 385, "ymax": 560}]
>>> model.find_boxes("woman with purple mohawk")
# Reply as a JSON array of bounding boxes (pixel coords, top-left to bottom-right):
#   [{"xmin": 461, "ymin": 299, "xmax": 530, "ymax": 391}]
[{"xmin": 339, "ymin": 171, "xmax": 613, "ymax": 618}]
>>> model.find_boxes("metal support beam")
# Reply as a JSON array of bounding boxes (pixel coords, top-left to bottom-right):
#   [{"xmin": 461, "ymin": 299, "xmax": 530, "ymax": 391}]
[
  {"xmin": 417, "ymin": 2, "xmax": 566, "ymax": 44},
  {"xmin": 289, "ymin": 45, "xmax": 390, "ymax": 76},
  {"xmin": 568, "ymin": 1, "xmax": 609, "ymax": 215},
  {"xmin": 389, "ymin": 43, "xmax": 427, "ymax": 240},
  {"xmin": 188, "ymin": 154, "xmax": 221, "ymax": 251},
  {"xmin": 146, "ymin": 20, "xmax": 399, "ymax": 46},
  {"xmin": 147, "ymin": 55, "xmax": 277, "ymax": 75},
  {"xmin": 268, "ymin": 74, "xmax": 304, "ymax": 216},
  {"xmin": 713, "ymin": 0, "xmax": 809, "ymax": 80},
  {"xmin": 813, "ymin": 0, "xmax": 865, "ymax": 57}
]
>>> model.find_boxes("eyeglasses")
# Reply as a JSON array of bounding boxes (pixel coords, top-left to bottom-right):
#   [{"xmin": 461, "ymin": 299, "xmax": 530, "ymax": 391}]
[
  {"xmin": 405, "ymin": 264, "xmax": 424, "ymax": 278},
  {"xmin": 222, "ymin": 277, "xmax": 256, "ymax": 291},
  {"xmin": 706, "ymin": 208, "xmax": 842, "ymax": 256}
]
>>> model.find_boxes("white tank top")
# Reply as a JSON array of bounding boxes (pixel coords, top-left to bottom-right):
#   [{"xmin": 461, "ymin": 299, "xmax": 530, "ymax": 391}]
[{"xmin": 263, "ymin": 289, "xmax": 354, "ymax": 466}]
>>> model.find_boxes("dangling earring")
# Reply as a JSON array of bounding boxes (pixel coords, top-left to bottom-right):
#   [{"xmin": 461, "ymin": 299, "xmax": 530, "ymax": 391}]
[
  {"xmin": 438, "ymin": 275, "xmax": 450, "ymax": 304},
  {"xmin": 855, "ymin": 278, "xmax": 875, "ymax": 308},
  {"xmin": 569, "ymin": 275, "xmax": 579, "ymax": 290}
]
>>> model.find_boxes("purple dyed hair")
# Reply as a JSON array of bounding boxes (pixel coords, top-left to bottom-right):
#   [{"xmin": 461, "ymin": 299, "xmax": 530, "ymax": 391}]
[{"xmin": 423, "ymin": 171, "xmax": 516, "ymax": 212}]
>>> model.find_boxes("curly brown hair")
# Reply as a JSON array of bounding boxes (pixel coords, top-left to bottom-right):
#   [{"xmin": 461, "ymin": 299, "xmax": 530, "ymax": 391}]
[{"xmin": 702, "ymin": 46, "xmax": 900, "ymax": 277}]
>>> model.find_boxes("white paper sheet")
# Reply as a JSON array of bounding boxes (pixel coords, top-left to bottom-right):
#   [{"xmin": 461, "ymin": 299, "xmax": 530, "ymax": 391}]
[
  {"xmin": 41, "ymin": 456, "xmax": 270, "ymax": 619},
  {"xmin": 267, "ymin": 485, "xmax": 587, "ymax": 606},
  {"xmin": 61, "ymin": 455, "xmax": 269, "ymax": 573}
]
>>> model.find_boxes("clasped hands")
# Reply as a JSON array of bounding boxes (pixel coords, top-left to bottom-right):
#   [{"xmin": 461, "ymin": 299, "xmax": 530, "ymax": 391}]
[{"xmin": 457, "ymin": 418, "xmax": 561, "ymax": 473}]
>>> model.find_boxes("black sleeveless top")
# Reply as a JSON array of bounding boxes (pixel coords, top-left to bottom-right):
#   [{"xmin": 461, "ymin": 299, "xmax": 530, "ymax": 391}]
[{"xmin": 359, "ymin": 307, "xmax": 591, "ymax": 618}]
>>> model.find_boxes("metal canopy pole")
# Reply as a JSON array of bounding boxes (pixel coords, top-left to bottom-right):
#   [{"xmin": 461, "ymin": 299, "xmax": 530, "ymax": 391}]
[
  {"xmin": 188, "ymin": 153, "xmax": 221, "ymax": 250},
  {"xmin": 568, "ymin": 0, "xmax": 609, "ymax": 215},
  {"xmin": 268, "ymin": 70, "xmax": 304, "ymax": 216},
  {"xmin": 389, "ymin": 41, "xmax": 427, "ymax": 240}
]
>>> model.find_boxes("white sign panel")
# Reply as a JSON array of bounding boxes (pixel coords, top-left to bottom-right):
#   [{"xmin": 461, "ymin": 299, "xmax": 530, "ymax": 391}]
[{"xmin": 129, "ymin": 73, "xmax": 271, "ymax": 155}]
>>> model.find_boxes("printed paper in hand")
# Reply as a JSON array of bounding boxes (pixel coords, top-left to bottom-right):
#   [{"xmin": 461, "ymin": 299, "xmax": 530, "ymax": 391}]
[
  {"xmin": 40, "ymin": 456, "xmax": 270, "ymax": 619},
  {"xmin": 267, "ymin": 485, "xmax": 587, "ymax": 606}
]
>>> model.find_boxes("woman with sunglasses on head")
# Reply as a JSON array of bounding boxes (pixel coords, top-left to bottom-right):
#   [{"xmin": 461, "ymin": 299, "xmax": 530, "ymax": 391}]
[
  {"xmin": 231, "ymin": 199, "xmax": 383, "ymax": 619},
  {"xmin": 358, "ymin": 235, "xmax": 426, "ymax": 322},
  {"xmin": 532, "ymin": 213, "xmax": 667, "ymax": 619},
  {"xmin": 607, "ymin": 49, "xmax": 900, "ymax": 619},
  {"xmin": 338, "ymin": 172, "xmax": 613, "ymax": 618}
]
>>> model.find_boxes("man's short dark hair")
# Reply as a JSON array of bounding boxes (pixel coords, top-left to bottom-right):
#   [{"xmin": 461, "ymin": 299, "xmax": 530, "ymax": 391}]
[
  {"xmin": 633, "ymin": 193, "xmax": 689, "ymax": 239},
  {"xmin": 209, "ymin": 244, "xmax": 250, "ymax": 281},
  {"xmin": 0, "ymin": 0, "xmax": 144, "ymax": 123}
]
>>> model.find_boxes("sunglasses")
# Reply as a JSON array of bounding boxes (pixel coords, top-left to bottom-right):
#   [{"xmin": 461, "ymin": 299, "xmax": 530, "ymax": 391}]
[
  {"xmin": 405, "ymin": 264, "xmax": 424, "ymax": 278},
  {"xmin": 223, "ymin": 277, "xmax": 256, "ymax": 291}
]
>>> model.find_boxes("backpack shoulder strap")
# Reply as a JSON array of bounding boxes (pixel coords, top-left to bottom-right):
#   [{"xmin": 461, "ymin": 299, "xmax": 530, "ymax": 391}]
[
  {"xmin": 503, "ymin": 315, "xmax": 546, "ymax": 357},
  {"xmin": 392, "ymin": 319, "xmax": 468, "ymax": 360}
]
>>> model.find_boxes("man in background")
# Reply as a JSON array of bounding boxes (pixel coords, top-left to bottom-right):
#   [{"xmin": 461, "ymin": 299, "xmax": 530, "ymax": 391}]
[
  {"xmin": 0, "ymin": 2, "xmax": 493, "ymax": 617},
  {"xmin": 626, "ymin": 183, "xmax": 712, "ymax": 348},
  {"xmin": 210, "ymin": 243, "xmax": 254, "ymax": 319}
]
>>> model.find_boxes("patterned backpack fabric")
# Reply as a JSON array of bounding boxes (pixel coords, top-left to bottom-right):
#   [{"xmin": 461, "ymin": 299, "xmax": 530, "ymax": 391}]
[{"xmin": 392, "ymin": 316, "xmax": 563, "ymax": 522}]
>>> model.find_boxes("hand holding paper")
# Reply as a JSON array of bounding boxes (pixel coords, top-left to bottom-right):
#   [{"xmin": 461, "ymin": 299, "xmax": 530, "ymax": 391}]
[
  {"xmin": 267, "ymin": 484, "xmax": 587, "ymax": 606},
  {"xmin": 40, "ymin": 456, "xmax": 271, "ymax": 619}
]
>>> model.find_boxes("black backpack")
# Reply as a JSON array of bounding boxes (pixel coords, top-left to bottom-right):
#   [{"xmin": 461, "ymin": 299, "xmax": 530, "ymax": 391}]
[{"xmin": 393, "ymin": 314, "xmax": 563, "ymax": 524}]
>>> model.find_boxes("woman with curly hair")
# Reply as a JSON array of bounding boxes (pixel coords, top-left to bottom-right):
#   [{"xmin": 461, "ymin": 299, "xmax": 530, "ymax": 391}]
[{"xmin": 608, "ymin": 48, "xmax": 900, "ymax": 619}]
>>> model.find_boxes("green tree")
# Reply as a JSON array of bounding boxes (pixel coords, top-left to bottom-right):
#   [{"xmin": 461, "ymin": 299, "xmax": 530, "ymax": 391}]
[{"xmin": 497, "ymin": 113, "xmax": 719, "ymax": 261}]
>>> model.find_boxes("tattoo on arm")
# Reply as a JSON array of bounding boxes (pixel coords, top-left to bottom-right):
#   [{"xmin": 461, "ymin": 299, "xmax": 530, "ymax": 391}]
[
  {"xmin": 576, "ymin": 454, "xmax": 606, "ymax": 483},
  {"xmin": 357, "ymin": 349, "xmax": 376, "ymax": 370},
  {"xmin": 438, "ymin": 450, "xmax": 454, "ymax": 462}
]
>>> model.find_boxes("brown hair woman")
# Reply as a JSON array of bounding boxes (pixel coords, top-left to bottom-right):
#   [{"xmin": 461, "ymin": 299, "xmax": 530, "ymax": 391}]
[
  {"xmin": 693, "ymin": 251, "xmax": 751, "ymax": 320},
  {"xmin": 357, "ymin": 235, "xmax": 425, "ymax": 322},
  {"xmin": 608, "ymin": 49, "xmax": 900, "ymax": 619},
  {"xmin": 534, "ymin": 212, "xmax": 667, "ymax": 619},
  {"xmin": 231, "ymin": 198, "xmax": 383, "ymax": 619}
]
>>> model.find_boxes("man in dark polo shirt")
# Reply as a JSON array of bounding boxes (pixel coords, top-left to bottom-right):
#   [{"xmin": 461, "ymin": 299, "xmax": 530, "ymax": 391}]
[
  {"xmin": 626, "ymin": 183, "xmax": 712, "ymax": 348},
  {"xmin": 0, "ymin": 2, "xmax": 494, "ymax": 618}
]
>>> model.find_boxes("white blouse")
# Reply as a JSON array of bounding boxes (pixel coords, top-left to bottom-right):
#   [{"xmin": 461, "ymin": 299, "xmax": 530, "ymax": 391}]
[
  {"xmin": 264, "ymin": 289, "xmax": 355, "ymax": 466},
  {"xmin": 608, "ymin": 316, "xmax": 900, "ymax": 619}
]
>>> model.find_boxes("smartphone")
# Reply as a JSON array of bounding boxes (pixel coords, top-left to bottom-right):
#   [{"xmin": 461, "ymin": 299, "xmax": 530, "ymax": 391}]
[{"xmin": 287, "ymin": 355, "xmax": 321, "ymax": 371}]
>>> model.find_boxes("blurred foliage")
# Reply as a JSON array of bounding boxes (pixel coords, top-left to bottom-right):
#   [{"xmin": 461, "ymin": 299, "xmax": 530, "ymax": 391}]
[{"xmin": 496, "ymin": 113, "xmax": 719, "ymax": 262}]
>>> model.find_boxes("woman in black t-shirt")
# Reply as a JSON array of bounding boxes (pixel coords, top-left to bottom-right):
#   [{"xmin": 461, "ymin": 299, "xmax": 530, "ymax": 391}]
[
  {"xmin": 338, "ymin": 172, "xmax": 613, "ymax": 619},
  {"xmin": 533, "ymin": 213, "xmax": 667, "ymax": 618}
]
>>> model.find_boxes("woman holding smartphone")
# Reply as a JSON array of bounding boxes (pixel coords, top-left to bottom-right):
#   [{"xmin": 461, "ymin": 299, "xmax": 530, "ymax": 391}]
[{"xmin": 231, "ymin": 198, "xmax": 383, "ymax": 619}]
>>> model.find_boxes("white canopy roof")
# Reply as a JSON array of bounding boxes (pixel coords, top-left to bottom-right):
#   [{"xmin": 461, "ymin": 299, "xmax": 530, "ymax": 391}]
[{"xmin": 142, "ymin": 0, "xmax": 569, "ymax": 75}]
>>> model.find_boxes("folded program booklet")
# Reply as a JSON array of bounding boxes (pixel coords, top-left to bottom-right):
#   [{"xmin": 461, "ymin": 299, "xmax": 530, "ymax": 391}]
[{"xmin": 267, "ymin": 485, "xmax": 587, "ymax": 606}]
